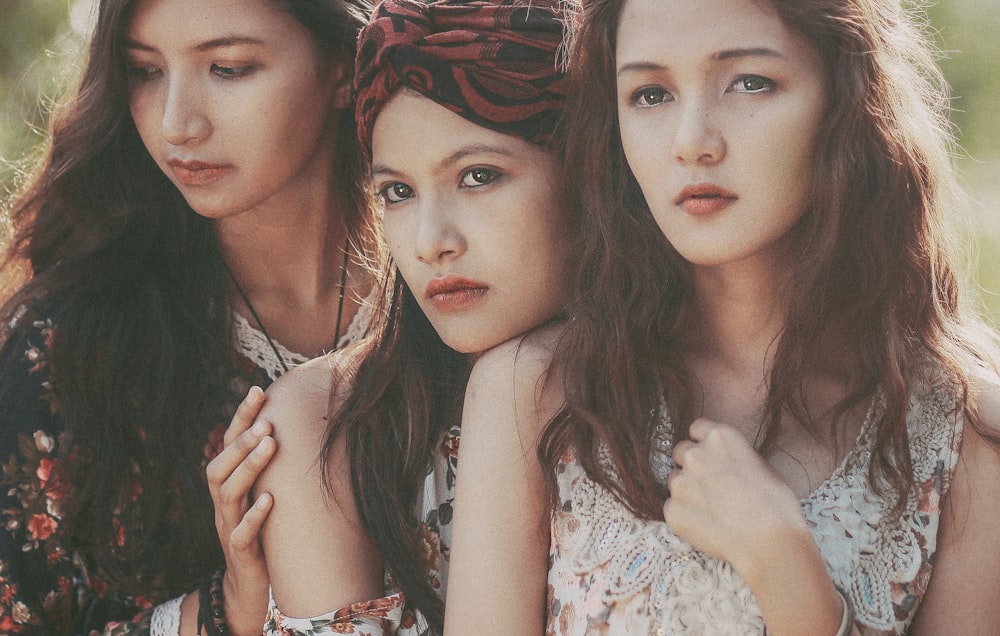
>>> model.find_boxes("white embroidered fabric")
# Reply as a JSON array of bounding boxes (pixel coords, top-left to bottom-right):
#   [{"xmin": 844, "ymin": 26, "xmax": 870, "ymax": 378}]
[
  {"xmin": 547, "ymin": 382, "xmax": 962, "ymax": 636},
  {"xmin": 150, "ymin": 594, "xmax": 185, "ymax": 636},
  {"xmin": 231, "ymin": 287, "xmax": 377, "ymax": 381}
]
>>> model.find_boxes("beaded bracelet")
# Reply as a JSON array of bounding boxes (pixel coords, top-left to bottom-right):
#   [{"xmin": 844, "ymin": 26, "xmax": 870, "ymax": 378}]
[
  {"xmin": 198, "ymin": 567, "xmax": 230, "ymax": 636},
  {"xmin": 833, "ymin": 585, "xmax": 855, "ymax": 636}
]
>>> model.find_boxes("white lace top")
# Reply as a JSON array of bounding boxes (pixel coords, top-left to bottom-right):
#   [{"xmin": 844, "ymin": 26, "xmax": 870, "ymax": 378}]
[
  {"xmin": 232, "ymin": 287, "xmax": 377, "ymax": 381},
  {"xmin": 547, "ymin": 381, "xmax": 964, "ymax": 635}
]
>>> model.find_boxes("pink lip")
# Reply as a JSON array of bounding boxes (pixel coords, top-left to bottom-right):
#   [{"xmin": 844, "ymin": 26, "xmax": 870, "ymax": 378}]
[
  {"xmin": 425, "ymin": 275, "xmax": 489, "ymax": 312},
  {"xmin": 674, "ymin": 183, "xmax": 738, "ymax": 215},
  {"xmin": 168, "ymin": 159, "xmax": 229, "ymax": 186}
]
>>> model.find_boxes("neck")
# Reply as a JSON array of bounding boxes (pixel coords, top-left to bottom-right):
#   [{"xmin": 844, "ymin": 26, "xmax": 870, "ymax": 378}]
[
  {"xmin": 214, "ymin": 190, "xmax": 362, "ymax": 358},
  {"xmin": 215, "ymin": 192, "xmax": 350, "ymax": 306},
  {"xmin": 684, "ymin": 258, "xmax": 790, "ymax": 373}
]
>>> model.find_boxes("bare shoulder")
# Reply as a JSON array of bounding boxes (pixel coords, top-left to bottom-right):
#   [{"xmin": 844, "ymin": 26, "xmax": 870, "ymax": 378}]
[
  {"xmin": 259, "ymin": 340, "xmax": 368, "ymax": 451},
  {"xmin": 909, "ymin": 372, "xmax": 1000, "ymax": 633},
  {"xmin": 954, "ymin": 374, "xmax": 1000, "ymax": 493},
  {"xmin": 969, "ymin": 372, "xmax": 1000, "ymax": 437}
]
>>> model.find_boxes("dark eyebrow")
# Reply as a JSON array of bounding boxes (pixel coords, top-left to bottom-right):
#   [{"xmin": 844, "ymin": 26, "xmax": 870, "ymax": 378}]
[
  {"xmin": 617, "ymin": 48, "xmax": 786, "ymax": 77},
  {"xmin": 617, "ymin": 61, "xmax": 666, "ymax": 78},
  {"xmin": 372, "ymin": 142, "xmax": 518, "ymax": 179},
  {"xmin": 713, "ymin": 47, "xmax": 786, "ymax": 61},
  {"xmin": 124, "ymin": 35, "xmax": 266, "ymax": 53}
]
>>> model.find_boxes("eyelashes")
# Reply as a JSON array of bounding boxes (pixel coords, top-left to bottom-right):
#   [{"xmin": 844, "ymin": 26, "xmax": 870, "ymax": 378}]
[
  {"xmin": 375, "ymin": 166, "xmax": 505, "ymax": 207},
  {"xmin": 125, "ymin": 62, "xmax": 257, "ymax": 83},
  {"xmin": 626, "ymin": 74, "xmax": 777, "ymax": 108}
]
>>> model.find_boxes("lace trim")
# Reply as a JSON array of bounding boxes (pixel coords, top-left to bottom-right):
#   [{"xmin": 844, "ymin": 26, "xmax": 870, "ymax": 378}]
[
  {"xmin": 150, "ymin": 594, "xmax": 185, "ymax": 636},
  {"xmin": 552, "ymin": 380, "xmax": 962, "ymax": 634},
  {"xmin": 232, "ymin": 286, "xmax": 378, "ymax": 381},
  {"xmin": 806, "ymin": 385, "xmax": 962, "ymax": 631},
  {"xmin": 553, "ymin": 458, "xmax": 765, "ymax": 633}
]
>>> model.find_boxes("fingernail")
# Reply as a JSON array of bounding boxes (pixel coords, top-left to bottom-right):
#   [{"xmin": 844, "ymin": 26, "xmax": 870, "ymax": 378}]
[
  {"xmin": 251, "ymin": 420, "xmax": 267, "ymax": 436},
  {"xmin": 256, "ymin": 493, "xmax": 271, "ymax": 509},
  {"xmin": 254, "ymin": 437, "xmax": 273, "ymax": 454},
  {"xmin": 246, "ymin": 386, "xmax": 263, "ymax": 404}
]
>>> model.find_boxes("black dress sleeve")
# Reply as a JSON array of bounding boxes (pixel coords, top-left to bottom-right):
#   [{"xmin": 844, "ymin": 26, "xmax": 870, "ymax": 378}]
[{"xmin": 0, "ymin": 316, "xmax": 76, "ymax": 635}]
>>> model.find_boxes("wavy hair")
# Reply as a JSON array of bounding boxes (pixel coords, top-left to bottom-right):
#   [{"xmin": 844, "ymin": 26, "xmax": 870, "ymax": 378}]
[
  {"xmin": 325, "ymin": 253, "xmax": 470, "ymax": 632},
  {"xmin": 542, "ymin": 0, "xmax": 999, "ymax": 518},
  {"xmin": 0, "ymin": 0, "xmax": 372, "ymax": 599}
]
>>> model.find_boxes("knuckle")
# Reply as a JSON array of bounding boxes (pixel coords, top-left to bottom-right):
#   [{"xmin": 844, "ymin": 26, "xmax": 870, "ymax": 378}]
[{"xmin": 205, "ymin": 460, "xmax": 224, "ymax": 486}]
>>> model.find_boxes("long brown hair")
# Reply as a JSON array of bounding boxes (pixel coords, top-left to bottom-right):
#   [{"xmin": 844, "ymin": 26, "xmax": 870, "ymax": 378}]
[
  {"xmin": 325, "ymin": 255, "xmax": 470, "ymax": 632},
  {"xmin": 542, "ymin": 0, "xmax": 999, "ymax": 519},
  {"xmin": 0, "ymin": 0, "xmax": 371, "ymax": 602}
]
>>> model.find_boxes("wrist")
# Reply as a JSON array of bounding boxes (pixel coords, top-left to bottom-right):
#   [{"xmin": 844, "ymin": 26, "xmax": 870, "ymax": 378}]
[
  {"xmin": 731, "ymin": 516, "xmax": 813, "ymax": 587},
  {"xmin": 734, "ymin": 523, "xmax": 846, "ymax": 636},
  {"xmin": 199, "ymin": 567, "xmax": 231, "ymax": 636},
  {"xmin": 222, "ymin": 568, "xmax": 264, "ymax": 636},
  {"xmin": 832, "ymin": 586, "xmax": 855, "ymax": 636}
]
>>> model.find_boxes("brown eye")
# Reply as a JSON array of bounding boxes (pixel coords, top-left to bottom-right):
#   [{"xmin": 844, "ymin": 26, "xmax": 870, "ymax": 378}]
[{"xmin": 460, "ymin": 168, "xmax": 500, "ymax": 188}]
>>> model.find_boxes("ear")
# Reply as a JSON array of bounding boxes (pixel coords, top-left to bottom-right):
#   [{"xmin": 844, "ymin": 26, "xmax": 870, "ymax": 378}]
[{"xmin": 330, "ymin": 62, "xmax": 353, "ymax": 110}]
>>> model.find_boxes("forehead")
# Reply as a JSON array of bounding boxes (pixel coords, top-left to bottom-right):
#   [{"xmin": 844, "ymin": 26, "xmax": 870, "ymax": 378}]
[
  {"xmin": 126, "ymin": 0, "xmax": 300, "ymax": 46},
  {"xmin": 616, "ymin": 0, "xmax": 809, "ymax": 67}
]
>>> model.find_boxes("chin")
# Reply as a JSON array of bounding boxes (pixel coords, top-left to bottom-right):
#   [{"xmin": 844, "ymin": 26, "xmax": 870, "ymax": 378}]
[{"xmin": 443, "ymin": 338, "xmax": 486, "ymax": 356}]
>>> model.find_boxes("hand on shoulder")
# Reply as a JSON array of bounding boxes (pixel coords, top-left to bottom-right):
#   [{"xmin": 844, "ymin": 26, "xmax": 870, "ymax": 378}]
[{"xmin": 261, "ymin": 339, "xmax": 370, "ymax": 448}]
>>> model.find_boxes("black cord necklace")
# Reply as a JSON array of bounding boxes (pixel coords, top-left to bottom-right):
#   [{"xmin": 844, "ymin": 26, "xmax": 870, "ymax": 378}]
[{"xmin": 225, "ymin": 240, "xmax": 350, "ymax": 374}]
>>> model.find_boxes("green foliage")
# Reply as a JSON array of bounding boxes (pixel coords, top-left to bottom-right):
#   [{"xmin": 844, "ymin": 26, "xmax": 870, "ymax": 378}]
[{"xmin": 0, "ymin": 1, "xmax": 91, "ymax": 193}]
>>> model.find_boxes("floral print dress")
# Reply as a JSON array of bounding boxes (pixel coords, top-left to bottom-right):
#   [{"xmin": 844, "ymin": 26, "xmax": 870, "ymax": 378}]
[
  {"xmin": 546, "ymin": 378, "xmax": 964, "ymax": 635},
  {"xmin": 0, "ymin": 306, "xmax": 372, "ymax": 635},
  {"xmin": 264, "ymin": 424, "xmax": 461, "ymax": 636}
]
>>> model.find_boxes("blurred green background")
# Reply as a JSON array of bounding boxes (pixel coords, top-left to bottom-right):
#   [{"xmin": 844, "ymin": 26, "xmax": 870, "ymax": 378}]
[{"xmin": 1, "ymin": 0, "xmax": 999, "ymax": 323}]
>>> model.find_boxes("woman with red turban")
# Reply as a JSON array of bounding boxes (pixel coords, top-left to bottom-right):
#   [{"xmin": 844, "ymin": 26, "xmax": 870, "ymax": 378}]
[{"xmin": 217, "ymin": 0, "xmax": 575, "ymax": 634}]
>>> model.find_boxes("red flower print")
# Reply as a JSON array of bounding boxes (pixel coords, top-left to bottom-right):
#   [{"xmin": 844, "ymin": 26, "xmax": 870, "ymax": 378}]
[
  {"xmin": 418, "ymin": 523, "xmax": 439, "ymax": 572},
  {"xmin": 26, "ymin": 514, "xmax": 57, "ymax": 541},
  {"xmin": 441, "ymin": 433, "xmax": 460, "ymax": 460},
  {"xmin": 560, "ymin": 447, "xmax": 576, "ymax": 464},
  {"xmin": 36, "ymin": 458, "xmax": 53, "ymax": 484},
  {"xmin": 91, "ymin": 576, "xmax": 108, "ymax": 595},
  {"xmin": 917, "ymin": 478, "xmax": 940, "ymax": 514},
  {"xmin": 41, "ymin": 459, "xmax": 70, "ymax": 503}
]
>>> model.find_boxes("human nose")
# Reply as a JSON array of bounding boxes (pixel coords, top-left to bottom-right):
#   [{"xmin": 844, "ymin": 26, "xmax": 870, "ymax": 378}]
[
  {"xmin": 673, "ymin": 100, "xmax": 725, "ymax": 166},
  {"xmin": 414, "ymin": 199, "xmax": 466, "ymax": 265},
  {"xmin": 161, "ymin": 76, "xmax": 212, "ymax": 146}
]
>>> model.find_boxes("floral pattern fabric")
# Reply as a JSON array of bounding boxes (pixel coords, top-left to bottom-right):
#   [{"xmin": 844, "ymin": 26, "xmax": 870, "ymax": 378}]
[
  {"xmin": 0, "ymin": 307, "xmax": 370, "ymax": 636},
  {"xmin": 546, "ymin": 380, "xmax": 964, "ymax": 635},
  {"xmin": 264, "ymin": 424, "xmax": 461, "ymax": 636}
]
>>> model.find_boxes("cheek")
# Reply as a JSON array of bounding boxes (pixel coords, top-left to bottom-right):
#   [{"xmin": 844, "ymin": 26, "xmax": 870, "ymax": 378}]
[
  {"xmin": 381, "ymin": 219, "xmax": 414, "ymax": 269},
  {"xmin": 618, "ymin": 117, "xmax": 647, "ymax": 176},
  {"xmin": 129, "ymin": 91, "xmax": 160, "ymax": 150}
]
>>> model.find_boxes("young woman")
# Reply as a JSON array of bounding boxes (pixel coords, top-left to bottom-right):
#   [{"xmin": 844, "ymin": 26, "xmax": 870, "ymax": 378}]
[
  {"xmin": 0, "ymin": 0, "xmax": 375, "ymax": 633},
  {"xmin": 532, "ymin": 0, "xmax": 1000, "ymax": 633},
  {"xmin": 216, "ymin": 0, "xmax": 573, "ymax": 634}
]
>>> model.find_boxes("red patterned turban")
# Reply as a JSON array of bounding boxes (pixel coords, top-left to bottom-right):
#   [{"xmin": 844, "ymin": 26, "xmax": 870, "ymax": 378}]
[{"xmin": 354, "ymin": 0, "xmax": 570, "ymax": 160}]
